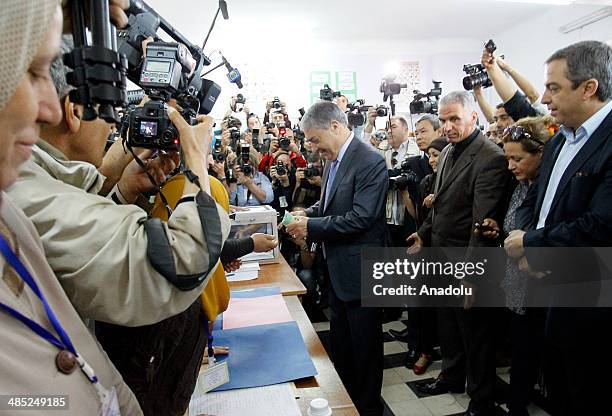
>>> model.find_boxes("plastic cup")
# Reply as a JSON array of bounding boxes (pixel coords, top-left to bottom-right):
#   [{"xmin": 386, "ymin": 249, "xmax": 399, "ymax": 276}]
[{"xmin": 307, "ymin": 398, "xmax": 332, "ymax": 416}]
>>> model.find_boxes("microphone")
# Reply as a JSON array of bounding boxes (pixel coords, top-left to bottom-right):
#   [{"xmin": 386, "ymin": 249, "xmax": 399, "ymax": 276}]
[
  {"xmin": 220, "ymin": 0, "xmax": 229, "ymax": 20},
  {"xmin": 222, "ymin": 55, "xmax": 243, "ymax": 89}
]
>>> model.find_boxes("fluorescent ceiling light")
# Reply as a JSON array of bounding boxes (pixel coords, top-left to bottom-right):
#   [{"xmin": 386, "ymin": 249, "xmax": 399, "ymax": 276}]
[
  {"xmin": 559, "ymin": 6, "xmax": 612, "ymax": 33},
  {"xmin": 490, "ymin": 0, "xmax": 576, "ymax": 4}
]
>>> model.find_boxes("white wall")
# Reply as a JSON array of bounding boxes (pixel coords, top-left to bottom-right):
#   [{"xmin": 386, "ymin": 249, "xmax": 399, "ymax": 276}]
[{"xmin": 490, "ymin": 4, "xmax": 612, "ymax": 103}]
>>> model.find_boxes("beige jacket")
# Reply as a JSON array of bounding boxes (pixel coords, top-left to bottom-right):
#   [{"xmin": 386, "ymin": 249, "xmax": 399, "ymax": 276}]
[
  {"xmin": 0, "ymin": 193, "xmax": 142, "ymax": 415},
  {"xmin": 7, "ymin": 142, "xmax": 230, "ymax": 326}
]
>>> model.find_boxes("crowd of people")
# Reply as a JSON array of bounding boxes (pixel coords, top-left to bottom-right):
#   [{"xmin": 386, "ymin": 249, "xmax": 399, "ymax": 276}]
[{"xmin": 0, "ymin": 1, "xmax": 610, "ymax": 416}]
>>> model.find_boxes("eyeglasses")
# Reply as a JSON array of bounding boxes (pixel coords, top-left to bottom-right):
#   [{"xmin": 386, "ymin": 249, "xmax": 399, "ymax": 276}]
[
  {"xmin": 391, "ymin": 151, "xmax": 398, "ymax": 166},
  {"xmin": 306, "ymin": 136, "xmax": 320, "ymax": 144},
  {"xmin": 502, "ymin": 126, "xmax": 544, "ymax": 145}
]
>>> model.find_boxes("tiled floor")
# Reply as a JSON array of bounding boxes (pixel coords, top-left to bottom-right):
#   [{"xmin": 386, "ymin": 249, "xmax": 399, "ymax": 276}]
[{"xmin": 313, "ymin": 315, "xmax": 551, "ymax": 416}]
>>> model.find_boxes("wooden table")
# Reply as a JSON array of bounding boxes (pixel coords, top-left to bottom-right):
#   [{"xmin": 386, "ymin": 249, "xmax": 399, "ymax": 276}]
[
  {"xmin": 228, "ymin": 255, "xmax": 307, "ymax": 296},
  {"xmin": 285, "ymin": 296, "xmax": 359, "ymax": 415}
]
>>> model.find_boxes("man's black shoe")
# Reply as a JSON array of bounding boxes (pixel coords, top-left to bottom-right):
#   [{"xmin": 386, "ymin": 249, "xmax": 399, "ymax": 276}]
[
  {"xmin": 416, "ymin": 377, "xmax": 465, "ymax": 395},
  {"xmin": 388, "ymin": 327, "xmax": 410, "ymax": 342},
  {"xmin": 404, "ymin": 349, "xmax": 419, "ymax": 369},
  {"xmin": 463, "ymin": 401, "xmax": 499, "ymax": 416}
]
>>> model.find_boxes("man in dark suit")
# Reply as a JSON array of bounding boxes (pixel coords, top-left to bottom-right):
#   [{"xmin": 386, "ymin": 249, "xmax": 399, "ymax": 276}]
[
  {"xmin": 407, "ymin": 91, "xmax": 510, "ymax": 416},
  {"xmin": 506, "ymin": 40, "xmax": 612, "ymax": 416},
  {"xmin": 287, "ymin": 101, "xmax": 388, "ymax": 416}
]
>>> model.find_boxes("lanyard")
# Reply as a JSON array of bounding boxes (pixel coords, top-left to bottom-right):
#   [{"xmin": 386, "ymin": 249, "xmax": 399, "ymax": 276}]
[
  {"xmin": 0, "ymin": 235, "xmax": 106, "ymax": 398},
  {"xmin": 205, "ymin": 320, "xmax": 215, "ymax": 365}
]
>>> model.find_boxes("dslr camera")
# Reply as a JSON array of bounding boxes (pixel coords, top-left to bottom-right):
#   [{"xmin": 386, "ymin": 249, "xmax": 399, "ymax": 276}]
[
  {"xmin": 303, "ymin": 163, "xmax": 321, "ymax": 179},
  {"xmin": 410, "ymin": 81, "xmax": 442, "ymax": 115},
  {"xmin": 463, "ymin": 39, "xmax": 497, "ymax": 91},
  {"xmin": 389, "ymin": 159, "xmax": 420, "ymax": 192},
  {"xmin": 234, "ymin": 93, "xmax": 246, "ymax": 112},
  {"xmin": 275, "ymin": 161, "xmax": 288, "ymax": 177},
  {"xmin": 373, "ymin": 131, "xmax": 388, "ymax": 142},
  {"xmin": 278, "ymin": 124, "xmax": 291, "ymax": 150},
  {"xmin": 239, "ymin": 143, "xmax": 253, "ymax": 176},
  {"xmin": 320, "ymin": 84, "xmax": 341, "ymax": 102},
  {"xmin": 267, "ymin": 96, "xmax": 282, "ymax": 110},
  {"xmin": 212, "ymin": 137, "xmax": 225, "ymax": 163}
]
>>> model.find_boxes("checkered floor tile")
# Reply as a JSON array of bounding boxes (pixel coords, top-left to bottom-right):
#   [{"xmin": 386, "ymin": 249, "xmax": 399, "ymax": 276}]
[{"xmin": 313, "ymin": 313, "xmax": 552, "ymax": 416}]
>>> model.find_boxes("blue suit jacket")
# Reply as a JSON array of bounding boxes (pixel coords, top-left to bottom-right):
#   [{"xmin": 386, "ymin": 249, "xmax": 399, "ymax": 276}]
[
  {"xmin": 305, "ymin": 137, "xmax": 389, "ymax": 302},
  {"xmin": 517, "ymin": 108, "xmax": 612, "ymax": 345}
]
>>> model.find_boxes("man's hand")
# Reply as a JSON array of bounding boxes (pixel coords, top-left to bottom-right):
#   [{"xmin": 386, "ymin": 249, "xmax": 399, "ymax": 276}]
[
  {"xmin": 268, "ymin": 139, "xmax": 280, "ymax": 155},
  {"xmin": 223, "ymin": 259, "xmax": 242, "ymax": 273},
  {"xmin": 286, "ymin": 216, "xmax": 308, "ymax": 240},
  {"xmin": 251, "ymin": 233, "xmax": 278, "ymax": 252},
  {"xmin": 423, "ymin": 194, "xmax": 435, "ymax": 209},
  {"xmin": 308, "ymin": 176, "xmax": 322, "ymax": 187},
  {"xmin": 291, "ymin": 209, "xmax": 307, "ymax": 217},
  {"xmin": 366, "ymin": 107, "xmax": 377, "ymax": 126},
  {"xmin": 63, "ymin": 0, "xmax": 129, "ymax": 33},
  {"xmin": 211, "ymin": 160, "xmax": 226, "ymax": 178},
  {"xmin": 504, "ymin": 230, "xmax": 526, "ymax": 259},
  {"xmin": 518, "ymin": 256, "xmax": 549, "ymax": 279},
  {"xmin": 233, "ymin": 166, "xmax": 250, "ymax": 185},
  {"xmin": 474, "ymin": 218, "xmax": 501, "ymax": 239},
  {"xmin": 116, "ymin": 150, "xmax": 179, "ymax": 203},
  {"xmin": 406, "ymin": 232, "xmax": 423, "ymax": 254}
]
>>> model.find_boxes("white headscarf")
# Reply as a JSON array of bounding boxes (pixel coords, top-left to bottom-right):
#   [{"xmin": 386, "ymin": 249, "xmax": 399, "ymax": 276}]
[{"xmin": 0, "ymin": 0, "xmax": 58, "ymax": 113}]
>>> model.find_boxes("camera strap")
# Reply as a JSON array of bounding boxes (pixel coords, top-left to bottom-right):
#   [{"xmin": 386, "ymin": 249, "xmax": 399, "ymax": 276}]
[{"xmin": 123, "ymin": 141, "xmax": 174, "ymax": 217}]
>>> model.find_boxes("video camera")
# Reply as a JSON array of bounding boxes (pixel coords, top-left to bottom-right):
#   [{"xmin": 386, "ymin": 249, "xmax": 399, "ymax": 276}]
[
  {"xmin": 320, "ymin": 84, "xmax": 341, "ymax": 102},
  {"xmin": 409, "ymin": 81, "xmax": 442, "ymax": 115},
  {"xmin": 463, "ymin": 39, "xmax": 497, "ymax": 91},
  {"xmin": 346, "ymin": 100, "xmax": 389, "ymax": 127},
  {"xmin": 380, "ymin": 76, "xmax": 407, "ymax": 102},
  {"xmin": 117, "ymin": 0, "xmax": 226, "ymax": 150},
  {"xmin": 389, "ymin": 160, "xmax": 420, "ymax": 192}
]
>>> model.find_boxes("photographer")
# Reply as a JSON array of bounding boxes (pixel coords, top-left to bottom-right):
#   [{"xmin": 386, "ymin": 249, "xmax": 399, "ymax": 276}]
[
  {"xmin": 0, "ymin": 1, "xmax": 142, "ymax": 413},
  {"xmin": 335, "ymin": 94, "xmax": 364, "ymax": 141},
  {"xmin": 8, "ymin": 36, "xmax": 231, "ymax": 327},
  {"xmin": 258, "ymin": 131, "xmax": 307, "ymax": 174},
  {"xmin": 385, "ymin": 116, "xmax": 421, "ymax": 246},
  {"xmin": 270, "ymin": 153, "xmax": 296, "ymax": 217},
  {"xmin": 230, "ymin": 147, "xmax": 274, "ymax": 206},
  {"xmin": 363, "ymin": 106, "xmax": 385, "ymax": 146},
  {"xmin": 294, "ymin": 152, "xmax": 323, "ymax": 209}
]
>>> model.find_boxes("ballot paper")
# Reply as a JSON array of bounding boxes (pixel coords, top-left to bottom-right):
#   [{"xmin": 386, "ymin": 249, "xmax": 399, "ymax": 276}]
[
  {"xmin": 189, "ymin": 382, "xmax": 301, "ymax": 416},
  {"xmin": 222, "ymin": 294, "xmax": 293, "ymax": 330},
  {"xmin": 225, "ymin": 261, "xmax": 260, "ymax": 282}
]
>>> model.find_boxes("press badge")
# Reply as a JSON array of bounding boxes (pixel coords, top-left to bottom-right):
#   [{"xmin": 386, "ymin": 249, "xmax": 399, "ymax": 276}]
[
  {"xmin": 200, "ymin": 361, "xmax": 230, "ymax": 394},
  {"xmin": 101, "ymin": 386, "xmax": 121, "ymax": 416},
  {"xmin": 279, "ymin": 196, "xmax": 288, "ymax": 208}
]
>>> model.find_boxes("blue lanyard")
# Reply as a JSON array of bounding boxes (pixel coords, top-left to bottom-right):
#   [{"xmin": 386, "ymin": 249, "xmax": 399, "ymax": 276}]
[{"xmin": 0, "ymin": 235, "xmax": 97, "ymax": 382}]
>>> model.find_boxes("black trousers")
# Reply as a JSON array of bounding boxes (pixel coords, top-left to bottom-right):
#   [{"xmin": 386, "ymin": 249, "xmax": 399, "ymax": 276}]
[
  {"xmin": 407, "ymin": 307, "xmax": 437, "ymax": 355},
  {"xmin": 508, "ymin": 308, "xmax": 545, "ymax": 415},
  {"xmin": 437, "ymin": 307, "xmax": 497, "ymax": 411},
  {"xmin": 328, "ymin": 279, "xmax": 384, "ymax": 416},
  {"xmin": 544, "ymin": 308, "xmax": 612, "ymax": 416}
]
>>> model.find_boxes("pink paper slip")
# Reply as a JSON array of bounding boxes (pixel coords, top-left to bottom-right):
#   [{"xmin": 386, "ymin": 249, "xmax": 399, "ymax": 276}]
[{"xmin": 222, "ymin": 294, "xmax": 294, "ymax": 330}]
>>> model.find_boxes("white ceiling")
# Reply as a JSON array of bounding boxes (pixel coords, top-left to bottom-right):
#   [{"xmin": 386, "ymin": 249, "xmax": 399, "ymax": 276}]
[{"xmin": 146, "ymin": 0, "xmax": 611, "ymax": 45}]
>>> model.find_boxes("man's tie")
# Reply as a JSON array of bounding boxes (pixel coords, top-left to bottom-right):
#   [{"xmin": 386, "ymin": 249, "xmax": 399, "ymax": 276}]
[{"xmin": 324, "ymin": 160, "xmax": 339, "ymax": 210}]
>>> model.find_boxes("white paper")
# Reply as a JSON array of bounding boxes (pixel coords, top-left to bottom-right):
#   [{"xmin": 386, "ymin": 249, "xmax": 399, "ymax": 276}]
[
  {"xmin": 226, "ymin": 269, "xmax": 258, "ymax": 281},
  {"xmin": 226, "ymin": 262, "xmax": 260, "ymax": 282},
  {"xmin": 189, "ymin": 383, "xmax": 301, "ymax": 416}
]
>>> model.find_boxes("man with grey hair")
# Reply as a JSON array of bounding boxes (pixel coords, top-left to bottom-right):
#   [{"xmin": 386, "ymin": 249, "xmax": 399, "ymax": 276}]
[
  {"xmin": 408, "ymin": 91, "xmax": 509, "ymax": 415},
  {"xmin": 286, "ymin": 100, "xmax": 388, "ymax": 416},
  {"xmin": 506, "ymin": 40, "xmax": 612, "ymax": 416}
]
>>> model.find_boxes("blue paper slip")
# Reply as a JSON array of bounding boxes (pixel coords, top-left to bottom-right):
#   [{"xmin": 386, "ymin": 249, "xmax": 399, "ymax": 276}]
[
  {"xmin": 212, "ymin": 321, "xmax": 317, "ymax": 391},
  {"xmin": 230, "ymin": 286, "xmax": 281, "ymax": 298}
]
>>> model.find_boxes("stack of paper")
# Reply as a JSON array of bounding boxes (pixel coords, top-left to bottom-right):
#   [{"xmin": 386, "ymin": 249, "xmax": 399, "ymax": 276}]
[
  {"xmin": 226, "ymin": 261, "xmax": 260, "ymax": 282},
  {"xmin": 189, "ymin": 382, "xmax": 301, "ymax": 416}
]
